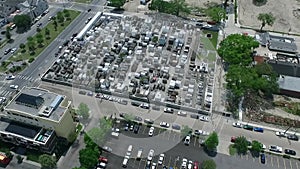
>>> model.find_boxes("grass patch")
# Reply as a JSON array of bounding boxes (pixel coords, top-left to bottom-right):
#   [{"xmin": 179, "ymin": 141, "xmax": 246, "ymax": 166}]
[
  {"xmin": 61, "ymin": 99, "xmax": 70, "ymax": 107},
  {"xmin": 229, "ymin": 144, "xmax": 237, "ymax": 156},
  {"xmin": 0, "ymin": 10, "xmax": 80, "ymax": 73},
  {"xmin": 207, "ymin": 52, "xmax": 216, "ymax": 62},
  {"xmin": 201, "ymin": 30, "xmax": 218, "ymax": 49},
  {"xmin": 76, "ymin": 123, "xmax": 83, "ymax": 133},
  {"xmin": 74, "ymin": 0, "xmax": 92, "ymax": 3}
]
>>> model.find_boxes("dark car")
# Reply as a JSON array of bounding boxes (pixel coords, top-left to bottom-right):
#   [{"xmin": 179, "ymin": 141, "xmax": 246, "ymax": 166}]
[
  {"xmin": 190, "ymin": 114, "xmax": 199, "ymax": 119},
  {"xmin": 4, "ymin": 48, "xmax": 11, "ymax": 55},
  {"xmin": 131, "ymin": 102, "xmax": 141, "ymax": 107},
  {"xmin": 87, "ymin": 8, "xmax": 92, "ymax": 12},
  {"xmin": 124, "ymin": 123, "xmax": 129, "ymax": 131},
  {"xmin": 287, "ymin": 134, "xmax": 299, "ymax": 141},
  {"xmin": 285, "ymin": 149, "xmax": 296, "ymax": 155},
  {"xmin": 134, "ymin": 116, "xmax": 142, "ymax": 121},
  {"xmin": 243, "ymin": 125, "xmax": 254, "ymax": 131},
  {"xmin": 133, "ymin": 125, "xmax": 140, "ymax": 134},
  {"xmin": 260, "ymin": 154, "xmax": 265, "ymax": 164}
]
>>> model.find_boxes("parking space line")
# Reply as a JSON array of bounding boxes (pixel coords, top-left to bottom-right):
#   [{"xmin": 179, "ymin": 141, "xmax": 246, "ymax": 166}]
[
  {"xmin": 283, "ymin": 158, "xmax": 286, "ymax": 169},
  {"xmin": 246, "ymin": 154, "xmax": 248, "ymax": 160},
  {"xmin": 296, "ymin": 161, "xmax": 299, "ymax": 169},
  {"xmin": 193, "ymin": 137, "xmax": 197, "ymax": 147},
  {"xmin": 142, "ymin": 126, "xmax": 147, "ymax": 134},
  {"xmin": 290, "ymin": 160, "xmax": 293, "ymax": 169},
  {"xmin": 277, "ymin": 157, "xmax": 280, "ymax": 168},
  {"xmin": 167, "ymin": 155, "xmax": 172, "ymax": 167},
  {"xmin": 173, "ymin": 133, "xmax": 177, "ymax": 141},
  {"xmin": 137, "ymin": 159, "xmax": 142, "ymax": 169},
  {"xmin": 271, "ymin": 156, "xmax": 273, "ymax": 167}
]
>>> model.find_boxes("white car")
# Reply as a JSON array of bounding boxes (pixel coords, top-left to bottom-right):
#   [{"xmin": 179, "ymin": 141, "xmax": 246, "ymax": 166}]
[
  {"xmin": 148, "ymin": 127, "xmax": 154, "ymax": 137},
  {"xmin": 187, "ymin": 160, "xmax": 193, "ymax": 169},
  {"xmin": 181, "ymin": 158, "xmax": 188, "ymax": 168},
  {"xmin": 9, "ymin": 85, "xmax": 18, "ymax": 90},
  {"xmin": 160, "ymin": 122, "xmax": 170, "ymax": 128},
  {"xmin": 275, "ymin": 131, "xmax": 288, "ymax": 137},
  {"xmin": 261, "ymin": 143, "xmax": 266, "ymax": 149},
  {"xmin": 6, "ymin": 75, "xmax": 16, "ymax": 80},
  {"xmin": 147, "ymin": 149, "xmax": 154, "ymax": 161},
  {"xmin": 177, "ymin": 111, "xmax": 187, "ymax": 116},
  {"xmin": 10, "ymin": 48, "xmax": 17, "ymax": 53},
  {"xmin": 158, "ymin": 154, "xmax": 165, "ymax": 165},
  {"xmin": 199, "ymin": 115, "xmax": 209, "ymax": 122},
  {"xmin": 269, "ymin": 145, "xmax": 283, "ymax": 153},
  {"xmin": 151, "ymin": 162, "xmax": 157, "ymax": 169},
  {"xmin": 194, "ymin": 130, "xmax": 209, "ymax": 136},
  {"xmin": 232, "ymin": 122, "xmax": 243, "ymax": 128},
  {"xmin": 184, "ymin": 135, "xmax": 191, "ymax": 145},
  {"xmin": 164, "ymin": 108, "xmax": 174, "ymax": 113}
]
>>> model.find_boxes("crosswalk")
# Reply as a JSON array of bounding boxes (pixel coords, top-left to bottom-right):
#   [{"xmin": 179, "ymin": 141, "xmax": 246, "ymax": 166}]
[{"xmin": 16, "ymin": 74, "xmax": 35, "ymax": 82}]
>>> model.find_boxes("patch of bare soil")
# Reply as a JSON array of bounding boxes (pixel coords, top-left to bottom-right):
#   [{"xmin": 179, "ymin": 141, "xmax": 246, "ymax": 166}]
[{"xmin": 238, "ymin": 0, "xmax": 300, "ymax": 34}]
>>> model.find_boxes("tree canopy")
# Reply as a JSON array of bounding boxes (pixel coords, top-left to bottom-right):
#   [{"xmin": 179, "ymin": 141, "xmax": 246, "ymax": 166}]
[
  {"xmin": 218, "ymin": 34, "xmax": 259, "ymax": 66},
  {"xmin": 79, "ymin": 147, "xmax": 99, "ymax": 169},
  {"xmin": 234, "ymin": 136, "xmax": 248, "ymax": 154},
  {"xmin": 180, "ymin": 125, "xmax": 192, "ymax": 137},
  {"xmin": 202, "ymin": 159, "xmax": 217, "ymax": 169},
  {"xmin": 258, "ymin": 13, "xmax": 275, "ymax": 31},
  {"xmin": 149, "ymin": 0, "xmax": 190, "ymax": 16},
  {"xmin": 205, "ymin": 7, "xmax": 226, "ymax": 22},
  {"xmin": 204, "ymin": 131, "xmax": 219, "ymax": 151},
  {"xmin": 76, "ymin": 103, "xmax": 90, "ymax": 120},
  {"xmin": 39, "ymin": 154, "xmax": 57, "ymax": 169},
  {"xmin": 109, "ymin": 0, "xmax": 125, "ymax": 9},
  {"xmin": 13, "ymin": 14, "xmax": 31, "ymax": 33},
  {"xmin": 251, "ymin": 140, "xmax": 263, "ymax": 156}
]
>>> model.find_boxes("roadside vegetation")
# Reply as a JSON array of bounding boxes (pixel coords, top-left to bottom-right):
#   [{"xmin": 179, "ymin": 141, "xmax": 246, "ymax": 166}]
[
  {"xmin": 218, "ymin": 34, "xmax": 279, "ymax": 117},
  {"xmin": 0, "ymin": 9, "xmax": 80, "ymax": 73}
]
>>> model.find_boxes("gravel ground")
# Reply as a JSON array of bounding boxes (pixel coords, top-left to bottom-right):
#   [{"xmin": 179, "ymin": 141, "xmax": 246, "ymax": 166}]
[{"xmin": 238, "ymin": 0, "xmax": 300, "ymax": 34}]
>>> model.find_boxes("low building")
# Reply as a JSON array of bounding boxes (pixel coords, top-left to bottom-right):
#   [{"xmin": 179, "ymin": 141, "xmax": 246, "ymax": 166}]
[
  {"xmin": 1, "ymin": 87, "xmax": 76, "ymax": 153},
  {"xmin": 278, "ymin": 75, "xmax": 300, "ymax": 98}
]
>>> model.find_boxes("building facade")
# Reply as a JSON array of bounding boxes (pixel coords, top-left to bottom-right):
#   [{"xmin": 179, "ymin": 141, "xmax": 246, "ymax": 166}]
[{"xmin": 0, "ymin": 87, "xmax": 76, "ymax": 153}]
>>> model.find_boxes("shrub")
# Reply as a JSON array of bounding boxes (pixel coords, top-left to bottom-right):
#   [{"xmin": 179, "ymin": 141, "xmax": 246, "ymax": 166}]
[
  {"xmin": 28, "ymin": 58, "xmax": 35, "ymax": 63},
  {"xmin": 283, "ymin": 155, "xmax": 290, "ymax": 159}
]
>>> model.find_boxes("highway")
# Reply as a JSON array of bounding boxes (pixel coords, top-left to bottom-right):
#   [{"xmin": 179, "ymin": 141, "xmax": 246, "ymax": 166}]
[{"xmin": 0, "ymin": 0, "xmax": 106, "ymax": 97}]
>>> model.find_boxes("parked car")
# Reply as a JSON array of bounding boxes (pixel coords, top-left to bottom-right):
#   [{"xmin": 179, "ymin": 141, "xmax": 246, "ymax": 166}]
[
  {"xmin": 253, "ymin": 127, "xmax": 264, "ymax": 133},
  {"xmin": 184, "ymin": 135, "xmax": 191, "ymax": 145},
  {"xmin": 160, "ymin": 122, "xmax": 170, "ymax": 128},
  {"xmin": 124, "ymin": 123, "xmax": 129, "ymax": 131},
  {"xmin": 102, "ymin": 146, "xmax": 112, "ymax": 152},
  {"xmin": 164, "ymin": 108, "xmax": 174, "ymax": 114},
  {"xmin": 133, "ymin": 124, "xmax": 140, "ymax": 134},
  {"xmin": 177, "ymin": 111, "xmax": 187, "ymax": 116},
  {"xmin": 194, "ymin": 130, "xmax": 209, "ymax": 136},
  {"xmin": 172, "ymin": 124, "xmax": 181, "ymax": 130},
  {"xmin": 144, "ymin": 118, "xmax": 154, "ymax": 124},
  {"xmin": 287, "ymin": 134, "xmax": 299, "ymax": 141},
  {"xmin": 188, "ymin": 160, "xmax": 193, "ymax": 169},
  {"xmin": 243, "ymin": 125, "xmax": 253, "ymax": 131},
  {"xmin": 275, "ymin": 131, "xmax": 287, "ymax": 137},
  {"xmin": 230, "ymin": 136, "xmax": 236, "ymax": 143},
  {"xmin": 181, "ymin": 158, "xmax": 188, "ymax": 168},
  {"xmin": 134, "ymin": 116, "xmax": 142, "ymax": 121},
  {"xmin": 193, "ymin": 161, "xmax": 199, "ymax": 169},
  {"xmin": 285, "ymin": 149, "xmax": 296, "ymax": 155},
  {"xmin": 140, "ymin": 103, "xmax": 150, "ymax": 109},
  {"xmin": 269, "ymin": 145, "xmax": 283, "ymax": 153},
  {"xmin": 190, "ymin": 114, "xmax": 199, "ymax": 119},
  {"xmin": 98, "ymin": 156, "xmax": 108, "ymax": 163},
  {"xmin": 148, "ymin": 127, "xmax": 154, "ymax": 136},
  {"xmin": 10, "ymin": 47, "xmax": 17, "ymax": 53},
  {"xmin": 199, "ymin": 115, "xmax": 209, "ymax": 122},
  {"xmin": 158, "ymin": 154, "xmax": 165, "ymax": 165},
  {"xmin": 147, "ymin": 149, "xmax": 154, "ymax": 161},
  {"xmin": 232, "ymin": 122, "xmax": 243, "ymax": 128},
  {"xmin": 260, "ymin": 154, "xmax": 265, "ymax": 164},
  {"xmin": 4, "ymin": 48, "xmax": 11, "ymax": 55}
]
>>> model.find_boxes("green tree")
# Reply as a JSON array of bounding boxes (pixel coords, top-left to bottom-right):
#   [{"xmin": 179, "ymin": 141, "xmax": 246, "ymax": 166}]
[
  {"xmin": 27, "ymin": 40, "xmax": 36, "ymax": 52},
  {"xmin": 218, "ymin": 34, "xmax": 259, "ymax": 66},
  {"xmin": 149, "ymin": 0, "xmax": 190, "ymax": 16},
  {"xmin": 205, "ymin": 7, "xmax": 226, "ymax": 22},
  {"xmin": 79, "ymin": 148, "xmax": 99, "ymax": 169},
  {"xmin": 72, "ymin": 167, "xmax": 87, "ymax": 169},
  {"xmin": 63, "ymin": 9, "xmax": 70, "ymax": 18},
  {"xmin": 5, "ymin": 27, "xmax": 11, "ymax": 40},
  {"xmin": 172, "ymin": 0, "xmax": 190, "ymax": 16},
  {"xmin": 45, "ymin": 27, "xmax": 50, "ymax": 39},
  {"xmin": 36, "ymin": 33, "xmax": 44, "ymax": 47},
  {"xmin": 204, "ymin": 131, "xmax": 219, "ymax": 151},
  {"xmin": 20, "ymin": 43, "xmax": 26, "ymax": 53},
  {"xmin": 53, "ymin": 20, "xmax": 58, "ymax": 31},
  {"xmin": 202, "ymin": 159, "xmax": 216, "ymax": 169},
  {"xmin": 234, "ymin": 136, "xmax": 248, "ymax": 154},
  {"xmin": 251, "ymin": 140, "xmax": 263, "ymax": 155},
  {"xmin": 181, "ymin": 125, "xmax": 192, "ymax": 137},
  {"xmin": 57, "ymin": 11, "xmax": 65, "ymax": 23},
  {"xmin": 13, "ymin": 14, "xmax": 31, "ymax": 33},
  {"xmin": 257, "ymin": 13, "xmax": 275, "ymax": 31},
  {"xmin": 110, "ymin": 0, "xmax": 125, "ymax": 9},
  {"xmin": 39, "ymin": 154, "xmax": 57, "ymax": 169},
  {"xmin": 76, "ymin": 103, "xmax": 90, "ymax": 120}
]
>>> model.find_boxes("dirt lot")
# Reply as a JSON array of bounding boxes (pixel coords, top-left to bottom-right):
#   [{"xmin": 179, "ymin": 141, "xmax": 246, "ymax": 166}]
[{"xmin": 238, "ymin": 0, "xmax": 300, "ymax": 34}]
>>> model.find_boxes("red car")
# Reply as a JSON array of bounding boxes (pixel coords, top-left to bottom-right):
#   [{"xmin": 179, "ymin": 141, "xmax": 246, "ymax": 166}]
[
  {"xmin": 231, "ymin": 136, "xmax": 236, "ymax": 143},
  {"xmin": 98, "ymin": 156, "xmax": 108, "ymax": 163},
  {"xmin": 193, "ymin": 161, "xmax": 199, "ymax": 169}
]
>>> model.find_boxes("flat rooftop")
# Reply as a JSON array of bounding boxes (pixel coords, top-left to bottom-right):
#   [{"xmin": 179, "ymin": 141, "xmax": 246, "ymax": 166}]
[
  {"xmin": 278, "ymin": 75, "xmax": 300, "ymax": 92},
  {"xmin": 259, "ymin": 32, "xmax": 298, "ymax": 53},
  {"xmin": 5, "ymin": 87, "xmax": 67, "ymax": 121}
]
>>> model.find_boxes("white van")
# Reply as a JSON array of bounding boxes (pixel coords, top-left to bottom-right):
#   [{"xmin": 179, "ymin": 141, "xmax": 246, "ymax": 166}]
[
  {"xmin": 122, "ymin": 156, "xmax": 129, "ymax": 168},
  {"xmin": 127, "ymin": 145, "xmax": 133, "ymax": 152},
  {"xmin": 136, "ymin": 148, "xmax": 143, "ymax": 160}
]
